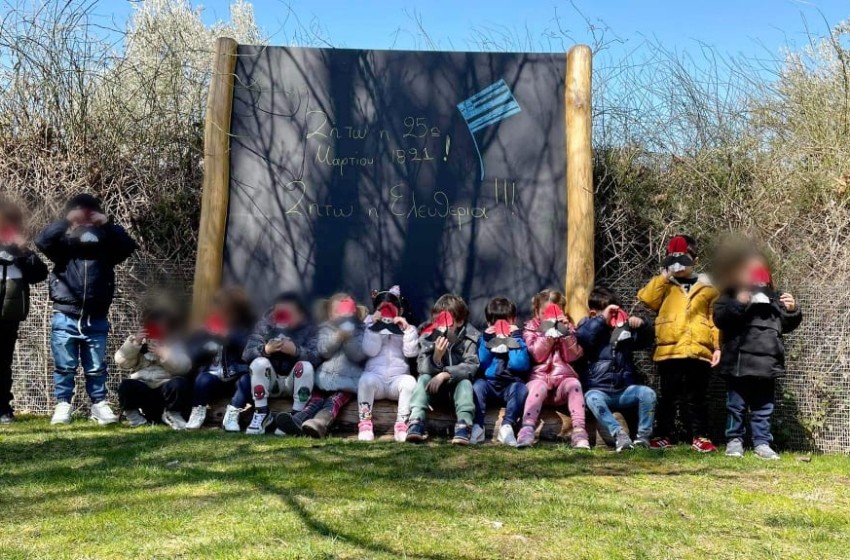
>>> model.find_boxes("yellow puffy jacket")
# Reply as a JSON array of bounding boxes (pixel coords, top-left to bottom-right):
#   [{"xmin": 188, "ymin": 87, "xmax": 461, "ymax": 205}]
[{"xmin": 637, "ymin": 274, "xmax": 720, "ymax": 363}]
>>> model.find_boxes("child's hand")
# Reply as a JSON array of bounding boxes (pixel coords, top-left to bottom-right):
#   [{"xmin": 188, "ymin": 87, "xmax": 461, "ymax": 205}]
[
  {"xmin": 779, "ymin": 293, "xmax": 796, "ymax": 312},
  {"xmin": 11, "ymin": 234, "xmax": 29, "ymax": 250},
  {"xmin": 628, "ymin": 316, "xmax": 644, "ymax": 329},
  {"xmin": 660, "ymin": 267, "xmax": 672, "ymax": 280},
  {"xmin": 736, "ymin": 290, "xmax": 752, "ymax": 305},
  {"xmin": 710, "ymin": 349, "xmax": 721, "ymax": 368},
  {"xmin": 426, "ymin": 372, "xmax": 450, "ymax": 394},
  {"xmin": 433, "ymin": 336, "xmax": 449, "ymax": 363},
  {"xmin": 264, "ymin": 340, "xmax": 285, "ymax": 355},
  {"xmin": 371, "ymin": 310, "xmax": 383, "ymax": 323},
  {"xmin": 91, "ymin": 212, "xmax": 108, "ymax": 226},
  {"xmin": 392, "ymin": 316, "xmax": 410, "ymax": 330},
  {"xmin": 279, "ymin": 340, "xmax": 298, "ymax": 356},
  {"xmin": 509, "ymin": 324, "xmax": 519, "ymax": 333},
  {"xmin": 132, "ymin": 328, "xmax": 147, "ymax": 345}
]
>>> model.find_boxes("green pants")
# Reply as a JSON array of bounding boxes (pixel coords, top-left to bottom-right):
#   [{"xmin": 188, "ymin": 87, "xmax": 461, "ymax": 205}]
[{"xmin": 409, "ymin": 373, "xmax": 474, "ymax": 425}]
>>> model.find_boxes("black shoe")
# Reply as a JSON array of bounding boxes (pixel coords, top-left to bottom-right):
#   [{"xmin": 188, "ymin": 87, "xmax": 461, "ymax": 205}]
[
  {"xmin": 451, "ymin": 421, "xmax": 471, "ymax": 446},
  {"xmin": 274, "ymin": 412, "xmax": 303, "ymax": 436},
  {"xmin": 406, "ymin": 420, "xmax": 427, "ymax": 443}
]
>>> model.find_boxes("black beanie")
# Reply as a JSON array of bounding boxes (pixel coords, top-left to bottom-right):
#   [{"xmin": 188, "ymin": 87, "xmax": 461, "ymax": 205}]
[{"xmin": 65, "ymin": 193, "xmax": 103, "ymax": 213}]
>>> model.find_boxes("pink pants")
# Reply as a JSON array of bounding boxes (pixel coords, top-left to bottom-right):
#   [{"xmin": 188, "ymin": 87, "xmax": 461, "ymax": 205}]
[{"xmin": 522, "ymin": 377, "xmax": 586, "ymax": 431}]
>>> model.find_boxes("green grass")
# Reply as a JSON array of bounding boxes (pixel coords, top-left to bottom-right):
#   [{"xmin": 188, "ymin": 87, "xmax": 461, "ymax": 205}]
[{"xmin": 1, "ymin": 419, "xmax": 849, "ymax": 560}]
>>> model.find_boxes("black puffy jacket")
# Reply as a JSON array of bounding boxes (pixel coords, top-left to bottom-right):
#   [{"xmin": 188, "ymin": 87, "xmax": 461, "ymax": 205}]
[
  {"xmin": 188, "ymin": 328, "xmax": 251, "ymax": 382},
  {"xmin": 713, "ymin": 291, "xmax": 803, "ymax": 379},
  {"xmin": 35, "ymin": 220, "xmax": 137, "ymax": 318},
  {"xmin": 576, "ymin": 315, "xmax": 654, "ymax": 392},
  {"xmin": 0, "ymin": 244, "xmax": 48, "ymax": 322}
]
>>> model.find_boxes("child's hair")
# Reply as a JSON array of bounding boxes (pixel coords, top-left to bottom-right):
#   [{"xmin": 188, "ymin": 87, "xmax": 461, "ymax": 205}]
[
  {"xmin": 485, "ymin": 297, "xmax": 517, "ymax": 324},
  {"xmin": 531, "ymin": 289, "xmax": 567, "ymax": 316},
  {"xmin": 211, "ymin": 286, "xmax": 256, "ymax": 329},
  {"xmin": 587, "ymin": 287, "xmax": 621, "ymax": 312},
  {"xmin": 677, "ymin": 234, "xmax": 698, "ymax": 258},
  {"xmin": 0, "ymin": 200, "xmax": 22, "ymax": 227},
  {"xmin": 432, "ymin": 293, "xmax": 469, "ymax": 325},
  {"xmin": 317, "ymin": 292, "xmax": 367, "ymax": 322}
]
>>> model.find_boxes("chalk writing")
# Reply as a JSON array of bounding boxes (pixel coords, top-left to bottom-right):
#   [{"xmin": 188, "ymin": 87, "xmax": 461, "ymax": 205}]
[
  {"xmin": 389, "ymin": 185, "xmax": 487, "ymax": 230},
  {"xmin": 315, "ymin": 145, "xmax": 375, "ymax": 176}
]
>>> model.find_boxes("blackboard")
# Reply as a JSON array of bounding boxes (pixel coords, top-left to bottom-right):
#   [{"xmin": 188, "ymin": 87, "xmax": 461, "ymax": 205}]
[{"xmin": 224, "ymin": 46, "xmax": 567, "ymax": 321}]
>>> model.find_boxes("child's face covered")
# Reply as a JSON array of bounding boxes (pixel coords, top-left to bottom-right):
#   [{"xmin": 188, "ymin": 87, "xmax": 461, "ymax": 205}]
[
  {"xmin": 329, "ymin": 297, "xmax": 357, "ymax": 321},
  {"xmin": 272, "ymin": 302, "xmax": 303, "ymax": 329},
  {"xmin": 427, "ymin": 311, "xmax": 461, "ymax": 343}
]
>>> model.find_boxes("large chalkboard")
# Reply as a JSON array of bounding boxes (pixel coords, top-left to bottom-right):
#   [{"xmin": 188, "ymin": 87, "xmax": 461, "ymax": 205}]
[{"xmin": 224, "ymin": 46, "xmax": 567, "ymax": 320}]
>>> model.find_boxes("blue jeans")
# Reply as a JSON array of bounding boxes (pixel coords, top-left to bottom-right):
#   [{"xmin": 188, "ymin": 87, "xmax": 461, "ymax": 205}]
[
  {"xmin": 192, "ymin": 371, "xmax": 249, "ymax": 408},
  {"xmin": 51, "ymin": 312, "xmax": 110, "ymax": 404},
  {"xmin": 585, "ymin": 385, "xmax": 656, "ymax": 440},
  {"xmin": 472, "ymin": 378, "xmax": 529, "ymax": 427},
  {"xmin": 726, "ymin": 377, "xmax": 775, "ymax": 447}
]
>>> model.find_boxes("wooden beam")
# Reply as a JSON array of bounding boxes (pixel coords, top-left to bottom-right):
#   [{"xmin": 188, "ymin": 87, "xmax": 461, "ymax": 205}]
[
  {"xmin": 565, "ymin": 45, "xmax": 594, "ymax": 323},
  {"xmin": 193, "ymin": 37, "xmax": 239, "ymax": 320}
]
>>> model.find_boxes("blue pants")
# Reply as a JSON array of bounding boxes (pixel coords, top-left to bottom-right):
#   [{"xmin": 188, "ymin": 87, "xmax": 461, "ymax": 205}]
[
  {"xmin": 51, "ymin": 312, "xmax": 109, "ymax": 404},
  {"xmin": 472, "ymin": 378, "xmax": 528, "ymax": 427},
  {"xmin": 585, "ymin": 385, "xmax": 657, "ymax": 440},
  {"xmin": 192, "ymin": 371, "xmax": 251, "ymax": 409},
  {"xmin": 726, "ymin": 377, "xmax": 775, "ymax": 447}
]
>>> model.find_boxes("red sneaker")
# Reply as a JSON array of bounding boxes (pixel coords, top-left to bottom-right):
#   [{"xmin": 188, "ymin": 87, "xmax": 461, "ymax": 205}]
[
  {"xmin": 650, "ymin": 437, "xmax": 673, "ymax": 450},
  {"xmin": 691, "ymin": 437, "xmax": 718, "ymax": 453}
]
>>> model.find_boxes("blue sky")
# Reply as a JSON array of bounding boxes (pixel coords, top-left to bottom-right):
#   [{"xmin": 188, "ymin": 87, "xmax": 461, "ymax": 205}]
[{"xmin": 102, "ymin": 0, "xmax": 850, "ymax": 58}]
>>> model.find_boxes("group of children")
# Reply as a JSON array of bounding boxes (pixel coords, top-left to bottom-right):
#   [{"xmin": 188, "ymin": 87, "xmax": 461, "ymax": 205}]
[{"xmin": 0, "ymin": 195, "xmax": 803, "ymax": 459}]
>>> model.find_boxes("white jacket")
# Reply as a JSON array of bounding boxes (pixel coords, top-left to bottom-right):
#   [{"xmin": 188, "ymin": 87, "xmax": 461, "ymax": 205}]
[
  {"xmin": 114, "ymin": 336, "xmax": 192, "ymax": 389},
  {"xmin": 361, "ymin": 316, "xmax": 419, "ymax": 380}
]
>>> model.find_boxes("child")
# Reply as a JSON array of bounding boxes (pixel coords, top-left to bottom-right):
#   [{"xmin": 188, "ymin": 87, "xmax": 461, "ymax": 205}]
[
  {"xmin": 0, "ymin": 201, "xmax": 48, "ymax": 423},
  {"xmin": 471, "ymin": 297, "xmax": 530, "ymax": 446},
  {"xmin": 637, "ymin": 235, "xmax": 721, "ymax": 452},
  {"xmin": 240, "ymin": 292, "xmax": 319, "ymax": 435},
  {"xmin": 116, "ymin": 302, "xmax": 192, "ymax": 429},
  {"xmin": 576, "ymin": 287, "xmax": 656, "ymax": 452},
  {"xmin": 274, "ymin": 293, "xmax": 366, "ymax": 438},
  {"xmin": 36, "ymin": 193, "xmax": 137, "ymax": 425},
  {"xmin": 714, "ymin": 251, "xmax": 802, "ymax": 460},
  {"xmin": 184, "ymin": 287, "xmax": 254, "ymax": 430},
  {"xmin": 356, "ymin": 286, "xmax": 419, "ymax": 442},
  {"xmin": 518, "ymin": 289, "xmax": 588, "ymax": 449},
  {"xmin": 407, "ymin": 294, "xmax": 480, "ymax": 445}
]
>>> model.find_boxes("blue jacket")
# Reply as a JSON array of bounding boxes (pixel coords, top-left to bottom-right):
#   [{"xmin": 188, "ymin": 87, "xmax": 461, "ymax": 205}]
[
  {"xmin": 477, "ymin": 331, "xmax": 531, "ymax": 388},
  {"xmin": 188, "ymin": 328, "xmax": 251, "ymax": 382},
  {"xmin": 35, "ymin": 220, "xmax": 137, "ymax": 318},
  {"xmin": 575, "ymin": 315, "xmax": 654, "ymax": 393}
]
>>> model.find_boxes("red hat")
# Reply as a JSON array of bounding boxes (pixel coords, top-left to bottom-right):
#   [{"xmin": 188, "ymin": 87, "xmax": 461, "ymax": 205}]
[
  {"xmin": 667, "ymin": 236, "xmax": 690, "ymax": 255},
  {"xmin": 750, "ymin": 266, "xmax": 772, "ymax": 286}
]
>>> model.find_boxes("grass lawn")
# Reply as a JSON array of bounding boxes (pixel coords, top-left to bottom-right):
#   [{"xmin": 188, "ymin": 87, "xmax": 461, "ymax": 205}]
[{"xmin": 1, "ymin": 418, "xmax": 849, "ymax": 560}]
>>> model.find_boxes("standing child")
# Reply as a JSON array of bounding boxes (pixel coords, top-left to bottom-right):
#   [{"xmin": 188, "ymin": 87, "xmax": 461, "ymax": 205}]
[
  {"xmin": 274, "ymin": 293, "xmax": 366, "ymax": 438},
  {"xmin": 356, "ymin": 286, "xmax": 419, "ymax": 442},
  {"xmin": 518, "ymin": 289, "xmax": 589, "ymax": 449},
  {"xmin": 36, "ymin": 194, "xmax": 137, "ymax": 425},
  {"xmin": 0, "ymin": 201, "xmax": 48, "ymax": 423},
  {"xmin": 714, "ymin": 251, "xmax": 802, "ymax": 460},
  {"xmin": 576, "ymin": 287, "xmax": 656, "ymax": 452},
  {"xmin": 637, "ymin": 235, "xmax": 721, "ymax": 452},
  {"xmin": 407, "ymin": 294, "xmax": 480, "ymax": 445},
  {"xmin": 240, "ymin": 292, "xmax": 319, "ymax": 435},
  {"xmin": 471, "ymin": 297, "xmax": 530, "ymax": 446}
]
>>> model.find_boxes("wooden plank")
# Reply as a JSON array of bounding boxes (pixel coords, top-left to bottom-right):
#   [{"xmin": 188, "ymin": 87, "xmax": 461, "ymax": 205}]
[{"xmin": 192, "ymin": 37, "xmax": 239, "ymax": 320}]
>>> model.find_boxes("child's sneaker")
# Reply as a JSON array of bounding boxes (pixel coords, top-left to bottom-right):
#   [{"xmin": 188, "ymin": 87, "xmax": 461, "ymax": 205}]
[
  {"xmin": 222, "ymin": 405, "xmax": 241, "ymax": 432},
  {"xmin": 634, "ymin": 436, "xmax": 651, "ymax": 449},
  {"xmin": 515, "ymin": 426, "xmax": 535, "ymax": 448},
  {"xmin": 650, "ymin": 436, "xmax": 673, "ymax": 450},
  {"xmin": 754, "ymin": 444, "xmax": 780, "ymax": 460},
  {"xmin": 186, "ymin": 405, "xmax": 207, "ymax": 430},
  {"xmin": 571, "ymin": 429, "xmax": 591, "ymax": 450},
  {"xmin": 90, "ymin": 401, "xmax": 118, "ymax": 425},
  {"xmin": 245, "ymin": 410, "xmax": 272, "ymax": 435},
  {"xmin": 725, "ymin": 438, "xmax": 744, "ymax": 458},
  {"xmin": 393, "ymin": 421, "xmax": 408, "ymax": 443},
  {"xmin": 161, "ymin": 410, "xmax": 187, "ymax": 431},
  {"xmin": 124, "ymin": 409, "xmax": 148, "ymax": 428},
  {"xmin": 470, "ymin": 424, "xmax": 486, "ymax": 445},
  {"xmin": 615, "ymin": 431, "xmax": 634, "ymax": 452},
  {"xmin": 497, "ymin": 424, "xmax": 517, "ymax": 447},
  {"xmin": 451, "ymin": 421, "xmax": 471, "ymax": 445},
  {"xmin": 51, "ymin": 401, "xmax": 73, "ymax": 425},
  {"xmin": 0, "ymin": 412, "xmax": 15, "ymax": 424},
  {"xmin": 358, "ymin": 420, "xmax": 375, "ymax": 442},
  {"xmin": 405, "ymin": 420, "xmax": 426, "ymax": 443},
  {"xmin": 691, "ymin": 437, "xmax": 718, "ymax": 453},
  {"xmin": 275, "ymin": 412, "xmax": 303, "ymax": 436}
]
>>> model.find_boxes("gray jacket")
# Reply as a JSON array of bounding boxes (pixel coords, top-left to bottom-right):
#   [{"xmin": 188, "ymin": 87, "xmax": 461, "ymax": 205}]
[
  {"xmin": 417, "ymin": 323, "xmax": 481, "ymax": 382},
  {"xmin": 315, "ymin": 320, "xmax": 366, "ymax": 392}
]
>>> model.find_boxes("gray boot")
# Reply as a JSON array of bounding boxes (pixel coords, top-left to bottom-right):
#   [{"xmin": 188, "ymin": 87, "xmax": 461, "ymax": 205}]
[{"xmin": 301, "ymin": 409, "xmax": 334, "ymax": 439}]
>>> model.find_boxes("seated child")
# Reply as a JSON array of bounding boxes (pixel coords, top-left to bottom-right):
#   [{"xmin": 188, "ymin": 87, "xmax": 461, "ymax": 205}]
[
  {"xmin": 356, "ymin": 286, "xmax": 419, "ymax": 442},
  {"xmin": 407, "ymin": 294, "xmax": 480, "ymax": 445},
  {"xmin": 117, "ymin": 301, "xmax": 192, "ymax": 429},
  {"xmin": 185, "ymin": 287, "xmax": 254, "ymax": 430},
  {"xmin": 471, "ymin": 297, "xmax": 530, "ymax": 446},
  {"xmin": 518, "ymin": 289, "xmax": 588, "ymax": 449},
  {"xmin": 576, "ymin": 287, "xmax": 656, "ymax": 451},
  {"xmin": 274, "ymin": 293, "xmax": 366, "ymax": 438},
  {"xmin": 714, "ymin": 250, "xmax": 802, "ymax": 460},
  {"xmin": 241, "ymin": 292, "xmax": 319, "ymax": 435}
]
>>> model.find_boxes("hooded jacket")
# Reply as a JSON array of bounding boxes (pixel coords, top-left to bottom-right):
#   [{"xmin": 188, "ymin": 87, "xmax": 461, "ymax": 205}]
[
  {"xmin": 576, "ymin": 315, "xmax": 654, "ymax": 392},
  {"xmin": 523, "ymin": 317, "xmax": 584, "ymax": 386},
  {"xmin": 361, "ymin": 315, "xmax": 419, "ymax": 380},
  {"xmin": 114, "ymin": 336, "xmax": 193, "ymax": 389},
  {"xmin": 35, "ymin": 220, "xmax": 137, "ymax": 318},
  {"xmin": 315, "ymin": 320, "xmax": 366, "ymax": 393},
  {"xmin": 713, "ymin": 291, "xmax": 802, "ymax": 379},
  {"xmin": 0, "ymin": 244, "xmax": 48, "ymax": 322},
  {"xmin": 477, "ymin": 330, "xmax": 531, "ymax": 388},
  {"xmin": 242, "ymin": 310, "xmax": 321, "ymax": 374},
  {"xmin": 187, "ymin": 328, "xmax": 251, "ymax": 382},
  {"xmin": 637, "ymin": 273, "xmax": 720, "ymax": 363},
  {"xmin": 416, "ymin": 323, "xmax": 481, "ymax": 382}
]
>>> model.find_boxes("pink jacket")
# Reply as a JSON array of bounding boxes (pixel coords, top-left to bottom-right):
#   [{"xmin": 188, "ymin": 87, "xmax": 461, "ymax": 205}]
[{"xmin": 523, "ymin": 317, "xmax": 583, "ymax": 387}]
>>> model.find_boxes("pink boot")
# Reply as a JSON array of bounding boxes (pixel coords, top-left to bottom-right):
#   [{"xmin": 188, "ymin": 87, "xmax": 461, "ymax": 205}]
[
  {"xmin": 358, "ymin": 420, "xmax": 374, "ymax": 442},
  {"xmin": 516, "ymin": 425, "xmax": 536, "ymax": 448},
  {"xmin": 393, "ymin": 421, "xmax": 408, "ymax": 443},
  {"xmin": 571, "ymin": 428, "xmax": 591, "ymax": 450}
]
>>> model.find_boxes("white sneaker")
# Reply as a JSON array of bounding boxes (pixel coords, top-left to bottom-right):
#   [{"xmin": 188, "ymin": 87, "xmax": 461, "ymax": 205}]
[
  {"xmin": 90, "ymin": 401, "xmax": 119, "ymax": 425},
  {"xmin": 245, "ymin": 411, "xmax": 272, "ymax": 435},
  {"xmin": 162, "ymin": 411, "xmax": 187, "ymax": 431},
  {"xmin": 51, "ymin": 402, "xmax": 73, "ymax": 425},
  {"xmin": 498, "ymin": 424, "xmax": 517, "ymax": 447},
  {"xmin": 124, "ymin": 409, "xmax": 148, "ymax": 427},
  {"xmin": 186, "ymin": 405, "xmax": 207, "ymax": 430},
  {"xmin": 222, "ymin": 405, "xmax": 241, "ymax": 432},
  {"xmin": 470, "ymin": 424, "xmax": 486, "ymax": 445}
]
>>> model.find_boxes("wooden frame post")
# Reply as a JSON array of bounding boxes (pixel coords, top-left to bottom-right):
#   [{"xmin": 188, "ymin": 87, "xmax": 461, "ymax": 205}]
[
  {"xmin": 193, "ymin": 37, "xmax": 238, "ymax": 320},
  {"xmin": 565, "ymin": 45, "xmax": 594, "ymax": 322}
]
